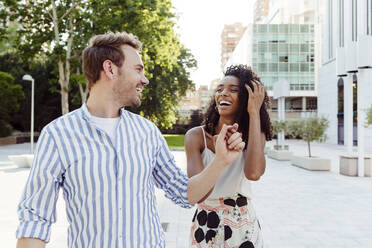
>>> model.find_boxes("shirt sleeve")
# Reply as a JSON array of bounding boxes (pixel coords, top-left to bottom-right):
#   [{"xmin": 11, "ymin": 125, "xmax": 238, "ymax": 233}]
[
  {"xmin": 152, "ymin": 128, "xmax": 192, "ymax": 209},
  {"xmin": 16, "ymin": 128, "xmax": 64, "ymax": 243}
]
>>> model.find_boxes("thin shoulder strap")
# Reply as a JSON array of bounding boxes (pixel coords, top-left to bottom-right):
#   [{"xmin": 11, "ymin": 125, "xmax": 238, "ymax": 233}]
[{"xmin": 200, "ymin": 126, "xmax": 207, "ymax": 150}]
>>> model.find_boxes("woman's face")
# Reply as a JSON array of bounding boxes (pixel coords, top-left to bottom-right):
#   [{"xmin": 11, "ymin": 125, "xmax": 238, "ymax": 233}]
[{"xmin": 215, "ymin": 75, "xmax": 240, "ymax": 117}]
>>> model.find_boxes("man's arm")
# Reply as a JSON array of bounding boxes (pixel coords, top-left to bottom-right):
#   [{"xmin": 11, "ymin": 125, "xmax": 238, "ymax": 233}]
[
  {"xmin": 16, "ymin": 129, "xmax": 64, "ymax": 244},
  {"xmin": 17, "ymin": 238, "xmax": 46, "ymax": 248}
]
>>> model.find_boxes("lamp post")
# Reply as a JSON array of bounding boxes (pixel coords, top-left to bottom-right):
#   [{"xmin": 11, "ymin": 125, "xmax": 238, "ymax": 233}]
[{"xmin": 22, "ymin": 74, "xmax": 35, "ymax": 154}]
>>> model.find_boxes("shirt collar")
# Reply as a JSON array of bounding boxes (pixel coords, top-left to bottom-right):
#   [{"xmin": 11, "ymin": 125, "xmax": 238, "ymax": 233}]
[{"xmin": 80, "ymin": 102, "xmax": 126, "ymax": 122}]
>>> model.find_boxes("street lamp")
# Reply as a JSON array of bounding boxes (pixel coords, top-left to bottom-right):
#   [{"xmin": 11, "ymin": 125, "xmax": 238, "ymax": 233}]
[{"xmin": 22, "ymin": 74, "xmax": 35, "ymax": 154}]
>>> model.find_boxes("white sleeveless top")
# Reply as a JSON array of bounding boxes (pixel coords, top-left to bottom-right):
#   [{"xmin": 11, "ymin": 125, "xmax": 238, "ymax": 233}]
[{"xmin": 200, "ymin": 126, "xmax": 253, "ymax": 200}]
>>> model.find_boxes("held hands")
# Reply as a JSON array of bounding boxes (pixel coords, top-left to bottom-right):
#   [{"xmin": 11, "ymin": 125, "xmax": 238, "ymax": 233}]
[
  {"xmin": 245, "ymin": 80, "xmax": 265, "ymax": 115},
  {"xmin": 214, "ymin": 124, "xmax": 245, "ymax": 166}
]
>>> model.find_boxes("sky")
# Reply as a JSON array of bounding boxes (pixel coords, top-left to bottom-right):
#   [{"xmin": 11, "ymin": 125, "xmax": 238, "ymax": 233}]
[{"xmin": 171, "ymin": 0, "xmax": 254, "ymax": 87}]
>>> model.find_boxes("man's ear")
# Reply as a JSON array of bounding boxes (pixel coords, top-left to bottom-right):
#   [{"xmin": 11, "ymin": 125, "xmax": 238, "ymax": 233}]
[{"xmin": 102, "ymin": 60, "xmax": 116, "ymax": 80}]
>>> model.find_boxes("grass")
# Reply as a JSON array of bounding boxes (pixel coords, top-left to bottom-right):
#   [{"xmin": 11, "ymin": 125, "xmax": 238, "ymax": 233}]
[{"xmin": 163, "ymin": 134, "xmax": 185, "ymax": 149}]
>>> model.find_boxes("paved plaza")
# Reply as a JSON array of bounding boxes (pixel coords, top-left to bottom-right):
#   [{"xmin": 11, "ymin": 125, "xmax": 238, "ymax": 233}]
[{"xmin": 1, "ymin": 140, "xmax": 372, "ymax": 247}]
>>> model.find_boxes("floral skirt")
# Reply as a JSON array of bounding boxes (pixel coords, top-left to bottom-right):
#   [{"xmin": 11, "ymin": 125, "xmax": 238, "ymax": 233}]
[{"xmin": 189, "ymin": 194, "xmax": 263, "ymax": 248}]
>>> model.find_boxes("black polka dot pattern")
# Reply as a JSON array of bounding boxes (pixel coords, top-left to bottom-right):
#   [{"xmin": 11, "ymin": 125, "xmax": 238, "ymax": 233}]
[
  {"xmin": 197, "ymin": 210, "xmax": 207, "ymax": 226},
  {"xmin": 205, "ymin": 230, "xmax": 216, "ymax": 243},
  {"xmin": 190, "ymin": 195, "xmax": 263, "ymax": 247},
  {"xmin": 206, "ymin": 211, "xmax": 220, "ymax": 228},
  {"xmin": 239, "ymin": 240, "xmax": 255, "ymax": 248},
  {"xmin": 224, "ymin": 225, "xmax": 232, "ymax": 241},
  {"xmin": 194, "ymin": 228, "xmax": 204, "ymax": 243}
]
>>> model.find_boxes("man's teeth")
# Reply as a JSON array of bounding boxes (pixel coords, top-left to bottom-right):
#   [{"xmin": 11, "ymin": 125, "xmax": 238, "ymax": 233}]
[{"xmin": 136, "ymin": 88, "xmax": 142, "ymax": 92}]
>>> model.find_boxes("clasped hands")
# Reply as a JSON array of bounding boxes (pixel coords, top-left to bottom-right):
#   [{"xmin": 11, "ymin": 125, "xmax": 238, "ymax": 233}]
[{"xmin": 206, "ymin": 123, "xmax": 245, "ymax": 166}]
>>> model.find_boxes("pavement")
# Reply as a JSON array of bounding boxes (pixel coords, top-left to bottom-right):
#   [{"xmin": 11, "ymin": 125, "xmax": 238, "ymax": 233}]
[{"xmin": 1, "ymin": 140, "xmax": 372, "ymax": 247}]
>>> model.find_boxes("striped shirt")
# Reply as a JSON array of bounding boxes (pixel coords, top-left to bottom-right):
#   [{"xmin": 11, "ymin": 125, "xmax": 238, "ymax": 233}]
[{"xmin": 16, "ymin": 104, "xmax": 191, "ymax": 247}]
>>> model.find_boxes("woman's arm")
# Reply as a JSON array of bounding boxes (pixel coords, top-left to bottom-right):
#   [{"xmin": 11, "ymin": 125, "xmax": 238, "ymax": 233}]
[{"xmin": 243, "ymin": 81, "xmax": 267, "ymax": 180}]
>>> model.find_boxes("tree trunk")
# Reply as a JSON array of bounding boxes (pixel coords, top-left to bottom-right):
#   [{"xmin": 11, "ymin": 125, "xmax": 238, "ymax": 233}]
[
  {"xmin": 307, "ymin": 140, "xmax": 311, "ymax": 157},
  {"xmin": 77, "ymin": 67, "xmax": 89, "ymax": 103}
]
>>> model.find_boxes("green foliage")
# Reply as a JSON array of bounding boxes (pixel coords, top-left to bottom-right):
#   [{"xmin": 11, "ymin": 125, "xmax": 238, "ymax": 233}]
[
  {"xmin": 366, "ymin": 105, "xmax": 372, "ymax": 126},
  {"xmin": 188, "ymin": 109, "xmax": 203, "ymax": 129},
  {"xmin": 0, "ymin": 53, "xmax": 62, "ymax": 132},
  {"xmin": 301, "ymin": 117, "xmax": 329, "ymax": 144},
  {"xmin": 272, "ymin": 120, "xmax": 287, "ymax": 136},
  {"xmin": 286, "ymin": 120, "xmax": 303, "ymax": 139},
  {"xmin": 0, "ymin": 71, "xmax": 24, "ymax": 137},
  {"xmin": 1, "ymin": 0, "xmax": 196, "ymax": 128}
]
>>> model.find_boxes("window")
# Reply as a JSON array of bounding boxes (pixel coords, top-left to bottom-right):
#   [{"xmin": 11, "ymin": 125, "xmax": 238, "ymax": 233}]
[
  {"xmin": 300, "ymin": 63, "xmax": 309, "ymax": 72},
  {"xmin": 290, "ymin": 63, "xmax": 299, "ymax": 72},
  {"xmin": 279, "ymin": 44, "xmax": 288, "ymax": 52},
  {"xmin": 338, "ymin": 0, "xmax": 344, "ymax": 46},
  {"xmin": 328, "ymin": 0, "xmax": 334, "ymax": 59},
  {"xmin": 352, "ymin": 0, "xmax": 357, "ymax": 41},
  {"xmin": 279, "ymin": 55, "xmax": 289, "ymax": 62},
  {"xmin": 279, "ymin": 63, "xmax": 288, "ymax": 72},
  {"xmin": 368, "ymin": 0, "xmax": 372, "ymax": 35}
]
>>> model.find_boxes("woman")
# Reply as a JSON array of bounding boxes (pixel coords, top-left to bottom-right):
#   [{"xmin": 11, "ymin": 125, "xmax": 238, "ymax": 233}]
[{"xmin": 185, "ymin": 65, "xmax": 272, "ymax": 247}]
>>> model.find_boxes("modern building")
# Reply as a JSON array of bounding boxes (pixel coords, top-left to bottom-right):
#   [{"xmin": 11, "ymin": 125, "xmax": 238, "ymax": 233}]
[
  {"xmin": 225, "ymin": 0, "xmax": 323, "ymax": 120},
  {"xmin": 221, "ymin": 23, "xmax": 246, "ymax": 72},
  {"xmin": 253, "ymin": 0, "xmax": 270, "ymax": 23},
  {"xmin": 318, "ymin": 0, "xmax": 372, "ymax": 155},
  {"xmin": 225, "ymin": 23, "xmax": 317, "ymax": 120}
]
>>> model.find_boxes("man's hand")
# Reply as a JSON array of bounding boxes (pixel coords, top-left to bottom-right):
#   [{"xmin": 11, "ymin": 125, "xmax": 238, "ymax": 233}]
[
  {"xmin": 214, "ymin": 124, "xmax": 245, "ymax": 166},
  {"xmin": 246, "ymin": 80, "xmax": 265, "ymax": 115}
]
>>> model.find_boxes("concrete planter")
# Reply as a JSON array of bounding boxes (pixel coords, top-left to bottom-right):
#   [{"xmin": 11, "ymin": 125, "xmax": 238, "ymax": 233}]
[
  {"xmin": 264, "ymin": 146, "xmax": 271, "ymax": 154},
  {"xmin": 291, "ymin": 155, "xmax": 331, "ymax": 171},
  {"xmin": 268, "ymin": 149, "xmax": 292, "ymax": 161},
  {"xmin": 8, "ymin": 154, "xmax": 34, "ymax": 168},
  {"xmin": 339, "ymin": 155, "xmax": 371, "ymax": 177},
  {"xmin": 273, "ymin": 145, "xmax": 289, "ymax": 150}
]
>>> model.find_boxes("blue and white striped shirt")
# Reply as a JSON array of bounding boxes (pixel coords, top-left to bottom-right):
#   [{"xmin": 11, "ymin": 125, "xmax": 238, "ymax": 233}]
[{"xmin": 16, "ymin": 104, "xmax": 191, "ymax": 247}]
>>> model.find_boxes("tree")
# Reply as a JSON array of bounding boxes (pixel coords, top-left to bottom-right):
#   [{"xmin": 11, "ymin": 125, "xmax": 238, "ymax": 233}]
[
  {"xmin": 3, "ymin": 0, "xmax": 196, "ymax": 128},
  {"xmin": 0, "ymin": 71, "xmax": 24, "ymax": 137},
  {"xmin": 188, "ymin": 109, "xmax": 203, "ymax": 128},
  {"xmin": 366, "ymin": 105, "xmax": 372, "ymax": 126},
  {"xmin": 3, "ymin": 0, "xmax": 87, "ymax": 115},
  {"xmin": 301, "ymin": 117, "xmax": 329, "ymax": 157}
]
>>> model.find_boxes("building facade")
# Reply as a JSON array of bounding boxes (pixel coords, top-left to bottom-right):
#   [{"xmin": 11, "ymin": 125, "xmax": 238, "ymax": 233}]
[
  {"xmin": 225, "ymin": 0, "xmax": 322, "ymax": 120},
  {"xmin": 221, "ymin": 23, "xmax": 246, "ymax": 72},
  {"xmin": 318, "ymin": 0, "xmax": 372, "ymax": 151},
  {"xmin": 225, "ymin": 23, "xmax": 317, "ymax": 120}
]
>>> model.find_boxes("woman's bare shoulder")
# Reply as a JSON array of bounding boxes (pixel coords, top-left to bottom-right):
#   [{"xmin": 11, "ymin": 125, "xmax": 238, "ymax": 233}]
[{"xmin": 185, "ymin": 126, "xmax": 204, "ymax": 149}]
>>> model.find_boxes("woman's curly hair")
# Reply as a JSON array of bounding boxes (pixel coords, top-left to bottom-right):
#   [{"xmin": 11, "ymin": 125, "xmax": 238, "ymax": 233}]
[{"xmin": 203, "ymin": 64, "xmax": 272, "ymax": 147}]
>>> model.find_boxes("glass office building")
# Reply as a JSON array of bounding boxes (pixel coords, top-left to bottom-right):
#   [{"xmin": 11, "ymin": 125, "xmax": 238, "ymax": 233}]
[{"xmin": 251, "ymin": 24, "xmax": 315, "ymax": 91}]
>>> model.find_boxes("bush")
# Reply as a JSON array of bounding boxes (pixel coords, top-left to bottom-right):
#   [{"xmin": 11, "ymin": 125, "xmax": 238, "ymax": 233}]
[
  {"xmin": 287, "ymin": 120, "xmax": 304, "ymax": 139},
  {"xmin": 0, "ymin": 71, "xmax": 24, "ymax": 136},
  {"xmin": 272, "ymin": 120, "xmax": 287, "ymax": 146},
  {"xmin": 0, "ymin": 120, "xmax": 13, "ymax": 137}
]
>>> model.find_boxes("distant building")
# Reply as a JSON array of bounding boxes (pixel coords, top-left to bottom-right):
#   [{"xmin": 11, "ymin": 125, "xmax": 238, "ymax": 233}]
[
  {"xmin": 224, "ymin": 0, "xmax": 323, "ymax": 121},
  {"xmin": 221, "ymin": 23, "xmax": 246, "ymax": 71},
  {"xmin": 177, "ymin": 86, "xmax": 213, "ymax": 124},
  {"xmin": 253, "ymin": 0, "xmax": 270, "ymax": 23}
]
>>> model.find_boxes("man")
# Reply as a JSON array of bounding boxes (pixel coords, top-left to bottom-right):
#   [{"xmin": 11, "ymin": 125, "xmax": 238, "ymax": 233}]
[{"xmin": 16, "ymin": 32, "xmax": 246, "ymax": 247}]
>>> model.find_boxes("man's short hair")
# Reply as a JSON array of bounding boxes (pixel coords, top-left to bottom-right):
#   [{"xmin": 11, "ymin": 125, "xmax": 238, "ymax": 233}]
[{"xmin": 82, "ymin": 31, "xmax": 142, "ymax": 89}]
